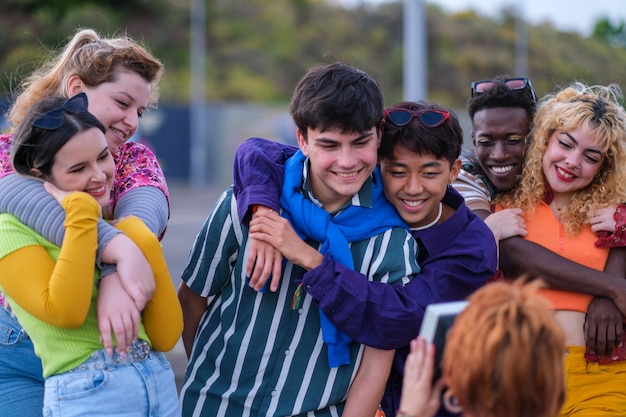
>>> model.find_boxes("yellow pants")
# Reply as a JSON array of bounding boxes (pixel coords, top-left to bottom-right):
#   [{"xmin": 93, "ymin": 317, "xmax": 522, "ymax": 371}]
[{"xmin": 560, "ymin": 346, "xmax": 626, "ymax": 416}]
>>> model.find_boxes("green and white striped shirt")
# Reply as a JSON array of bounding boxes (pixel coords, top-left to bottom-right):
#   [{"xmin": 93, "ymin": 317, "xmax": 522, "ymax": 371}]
[{"xmin": 180, "ymin": 184, "xmax": 420, "ymax": 417}]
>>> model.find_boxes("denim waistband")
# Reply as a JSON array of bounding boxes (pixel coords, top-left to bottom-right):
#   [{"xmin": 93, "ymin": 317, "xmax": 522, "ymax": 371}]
[{"xmin": 71, "ymin": 339, "xmax": 152, "ymax": 372}]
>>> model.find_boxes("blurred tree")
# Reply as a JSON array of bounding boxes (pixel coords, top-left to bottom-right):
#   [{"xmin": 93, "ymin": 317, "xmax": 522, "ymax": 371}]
[
  {"xmin": 2, "ymin": 0, "xmax": 626, "ymax": 108},
  {"xmin": 592, "ymin": 17, "xmax": 626, "ymax": 48}
]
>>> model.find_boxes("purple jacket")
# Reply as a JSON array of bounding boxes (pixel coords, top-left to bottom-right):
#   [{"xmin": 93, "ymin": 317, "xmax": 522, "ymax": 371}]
[{"xmin": 233, "ymin": 137, "xmax": 497, "ymax": 416}]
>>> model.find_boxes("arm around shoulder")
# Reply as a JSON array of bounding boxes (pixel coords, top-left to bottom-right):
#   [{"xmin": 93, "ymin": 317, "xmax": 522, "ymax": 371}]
[
  {"xmin": 0, "ymin": 193, "xmax": 100, "ymax": 327},
  {"xmin": 233, "ymin": 137, "xmax": 298, "ymax": 225}
]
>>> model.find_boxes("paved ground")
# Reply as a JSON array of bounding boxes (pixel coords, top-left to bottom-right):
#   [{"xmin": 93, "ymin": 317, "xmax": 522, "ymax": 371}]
[{"xmin": 160, "ymin": 182, "xmax": 224, "ymax": 392}]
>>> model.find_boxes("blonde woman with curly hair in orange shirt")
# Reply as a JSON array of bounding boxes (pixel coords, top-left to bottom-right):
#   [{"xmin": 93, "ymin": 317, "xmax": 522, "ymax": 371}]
[{"xmin": 496, "ymin": 83, "xmax": 626, "ymax": 415}]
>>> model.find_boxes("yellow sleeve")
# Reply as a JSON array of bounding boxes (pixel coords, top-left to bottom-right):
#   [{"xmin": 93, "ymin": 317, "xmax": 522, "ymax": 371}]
[
  {"xmin": 114, "ymin": 216, "xmax": 183, "ymax": 351},
  {"xmin": 0, "ymin": 193, "xmax": 100, "ymax": 327}
]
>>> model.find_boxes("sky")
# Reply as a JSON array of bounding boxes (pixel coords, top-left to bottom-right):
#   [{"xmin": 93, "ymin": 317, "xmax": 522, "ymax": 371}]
[{"xmin": 338, "ymin": 0, "xmax": 626, "ymax": 36}]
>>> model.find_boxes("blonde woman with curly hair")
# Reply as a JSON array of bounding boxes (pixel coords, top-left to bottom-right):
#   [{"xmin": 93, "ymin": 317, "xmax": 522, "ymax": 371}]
[
  {"xmin": 397, "ymin": 280, "xmax": 566, "ymax": 417},
  {"xmin": 495, "ymin": 83, "xmax": 626, "ymax": 415}
]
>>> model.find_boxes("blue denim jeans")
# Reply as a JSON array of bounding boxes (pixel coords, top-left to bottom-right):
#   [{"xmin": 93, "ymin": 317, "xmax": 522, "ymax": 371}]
[
  {"xmin": 43, "ymin": 344, "xmax": 181, "ymax": 417},
  {"xmin": 0, "ymin": 306, "xmax": 45, "ymax": 417}
]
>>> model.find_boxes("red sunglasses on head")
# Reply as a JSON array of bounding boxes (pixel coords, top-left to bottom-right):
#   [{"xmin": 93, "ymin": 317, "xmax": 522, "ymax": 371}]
[
  {"xmin": 383, "ymin": 108, "xmax": 450, "ymax": 128},
  {"xmin": 470, "ymin": 77, "xmax": 537, "ymax": 102}
]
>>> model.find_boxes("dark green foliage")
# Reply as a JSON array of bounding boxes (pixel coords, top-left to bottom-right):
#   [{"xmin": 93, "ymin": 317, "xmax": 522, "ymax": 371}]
[{"xmin": 1, "ymin": 0, "xmax": 625, "ymax": 108}]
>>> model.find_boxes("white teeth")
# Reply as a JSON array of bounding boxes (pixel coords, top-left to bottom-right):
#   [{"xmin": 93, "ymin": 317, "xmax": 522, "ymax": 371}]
[
  {"xmin": 491, "ymin": 165, "xmax": 513, "ymax": 174},
  {"xmin": 336, "ymin": 171, "xmax": 358, "ymax": 178},
  {"xmin": 556, "ymin": 166, "xmax": 574, "ymax": 179},
  {"xmin": 402, "ymin": 199, "xmax": 425, "ymax": 207},
  {"xmin": 110, "ymin": 127, "xmax": 126, "ymax": 139},
  {"xmin": 86, "ymin": 185, "xmax": 105, "ymax": 195}
]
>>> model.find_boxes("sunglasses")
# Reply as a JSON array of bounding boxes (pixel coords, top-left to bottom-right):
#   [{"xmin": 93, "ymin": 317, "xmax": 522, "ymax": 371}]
[
  {"xmin": 470, "ymin": 77, "xmax": 537, "ymax": 102},
  {"xmin": 33, "ymin": 92, "xmax": 89, "ymax": 130},
  {"xmin": 384, "ymin": 108, "xmax": 450, "ymax": 128}
]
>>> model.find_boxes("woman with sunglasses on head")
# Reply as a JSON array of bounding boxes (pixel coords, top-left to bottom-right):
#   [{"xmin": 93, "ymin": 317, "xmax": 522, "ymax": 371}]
[
  {"xmin": 232, "ymin": 101, "xmax": 496, "ymax": 417},
  {"xmin": 495, "ymin": 82, "xmax": 626, "ymax": 416},
  {"xmin": 0, "ymin": 28, "xmax": 169, "ymax": 416},
  {"xmin": 0, "ymin": 94, "xmax": 182, "ymax": 417},
  {"xmin": 461, "ymin": 76, "xmax": 626, "ymax": 362}
]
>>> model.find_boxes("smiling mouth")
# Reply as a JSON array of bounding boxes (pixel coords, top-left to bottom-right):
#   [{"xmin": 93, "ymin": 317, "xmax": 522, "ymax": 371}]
[
  {"xmin": 335, "ymin": 170, "xmax": 360, "ymax": 178},
  {"xmin": 109, "ymin": 127, "xmax": 127, "ymax": 140},
  {"xmin": 556, "ymin": 166, "xmax": 575, "ymax": 179},
  {"xmin": 400, "ymin": 198, "xmax": 426, "ymax": 208},
  {"xmin": 490, "ymin": 165, "xmax": 515, "ymax": 174},
  {"xmin": 85, "ymin": 184, "xmax": 106, "ymax": 196}
]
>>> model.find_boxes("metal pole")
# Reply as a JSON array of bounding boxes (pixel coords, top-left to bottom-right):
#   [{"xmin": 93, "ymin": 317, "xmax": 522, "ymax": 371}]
[
  {"xmin": 514, "ymin": 1, "xmax": 528, "ymax": 76},
  {"xmin": 403, "ymin": 0, "xmax": 428, "ymax": 101},
  {"xmin": 190, "ymin": 0, "xmax": 207, "ymax": 188}
]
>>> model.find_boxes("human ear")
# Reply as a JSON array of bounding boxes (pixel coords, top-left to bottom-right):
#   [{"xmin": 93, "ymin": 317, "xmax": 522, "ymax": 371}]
[
  {"xmin": 443, "ymin": 388, "xmax": 463, "ymax": 414},
  {"xmin": 30, "ymin": 167, "xmax": 44, "ymax": 179},
  {"xmin": 448, "ymin": 159, "xmax": 462, "ymax": 183},
  {"xmin": 67, "ymin": 76, "xmax": 85, "ymax": 96},
  {"xmin": 296, "ymin": 129, "xmax": 309, "ymax": 156}
]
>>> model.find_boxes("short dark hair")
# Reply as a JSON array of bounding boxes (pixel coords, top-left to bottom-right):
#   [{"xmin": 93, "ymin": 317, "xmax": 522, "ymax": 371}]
[
  {"xmin": 289, "ymin": 62, "xmax": 384, "ymax": 139},
  {"xmin": 379, "ymin": 101, "xmax": 463, "ymax": 165},
  {"xmin": 12, "ymin": 95, "xmax": 105, "ymax": 178},
  {"xmin": 467, "ymin": 75, "xmax": 536, "ymax": 121}
]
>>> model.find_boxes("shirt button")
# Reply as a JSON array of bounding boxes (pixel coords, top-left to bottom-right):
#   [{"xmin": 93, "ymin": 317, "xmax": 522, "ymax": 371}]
[
  {"xmin": 285, "ymin": 349, "xmax": 290, "ymax": 356},
  {"xmin": 271, "ymin": 390, "xmax": 277, "ymax": 397},
  {"xmin": 298, "ymin": 308, "xmax": 304, "ymax": 314}
]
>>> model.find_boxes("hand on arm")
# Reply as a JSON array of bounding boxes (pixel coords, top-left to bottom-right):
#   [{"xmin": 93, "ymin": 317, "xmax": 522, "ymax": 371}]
[
  {"xmin": 585, "ymin": 297, "xmax": 624, "ymax": 358},
  {"xmin": 248, "ymin": 210, "xmax": 323, "ymax": 271},
  {"xmin": 94, "ymin": 188, "xmax": 168, "ymax": 353},
  {"xmin": 99, "ymin": 183, "xmax": 170, "ymax": 308},
  {"xmin": 100, "ymin": 233, "xmax": 155, "ymax": 310},
  {"xmin": 245, "ymin": 206, "xmax": 284, "ymax": 292},
  {"xmin": 483, "ymin": 208, "xmax": 527, "ymax": 241},
  {"xmin": 97, "ymin": 272, "xmax": 140, "ymax": 356},
  {"xmin": 231, "ymin": 138, "xmax": 298, "ymax": 290},
  {"xmin": 342, "ymin": 347, "xmax": 395, "ymax": 417},
  {"xmin": 589, "ymin": 205, "xmax": 618, "ymax": 234},
  {"xmin": 585, "ymin": 246, "xmax": 626, "ymax": 357}
]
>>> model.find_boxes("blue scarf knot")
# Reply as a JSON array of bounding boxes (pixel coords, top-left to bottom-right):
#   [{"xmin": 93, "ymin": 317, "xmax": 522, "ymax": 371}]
[{"xmin": 280, "ymin": 150, "xmax": 407, "ymax": 367}]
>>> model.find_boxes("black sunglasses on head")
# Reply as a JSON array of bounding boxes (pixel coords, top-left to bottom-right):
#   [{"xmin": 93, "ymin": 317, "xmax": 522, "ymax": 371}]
[
  {"xmin": 470, "ymin": 77, "xmax": 537, "ymax": 102},
  {"xmin": 384, "ymin": 108, "xmax": 450, "ymax": 128},
  {"xmin": 33, "ymin": 92, "xmax": 89, "ymax": 131}
]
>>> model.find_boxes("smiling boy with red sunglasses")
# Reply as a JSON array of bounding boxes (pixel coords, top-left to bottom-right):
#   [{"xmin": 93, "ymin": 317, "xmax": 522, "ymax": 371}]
[{"xmin": 231, "ymin": 98, "xmax": 496, "ymax": 417}]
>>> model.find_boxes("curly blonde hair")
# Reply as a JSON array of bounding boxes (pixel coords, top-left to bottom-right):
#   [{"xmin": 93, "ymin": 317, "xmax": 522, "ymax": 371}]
[
  {"xmin": 8, "ymin": 28, "xmax": 163, "ymax": 127},
  {"xmin": 496, "ymin": 83, "xmax": 626, "ymax": 235},
  {"xmin": 442, "ymin": 280, "xmax": 566, "ymax": 417}
]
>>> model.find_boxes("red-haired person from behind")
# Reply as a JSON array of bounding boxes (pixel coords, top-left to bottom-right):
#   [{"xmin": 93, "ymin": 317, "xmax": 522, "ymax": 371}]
[{"xmin": 398, "ymin": 280, "xmax": 566, "ymax": 417}]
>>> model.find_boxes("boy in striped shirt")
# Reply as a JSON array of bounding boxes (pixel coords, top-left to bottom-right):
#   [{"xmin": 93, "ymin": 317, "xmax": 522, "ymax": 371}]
[{"xmin": 177, "ymin": 62, "xmax": 420, "ymax": 417}]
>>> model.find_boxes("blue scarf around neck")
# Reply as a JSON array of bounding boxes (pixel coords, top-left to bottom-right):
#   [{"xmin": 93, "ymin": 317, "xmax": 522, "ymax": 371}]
[{"xmin": 279, "ymin": 150, "xmax": 408, "ymax": 367}]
